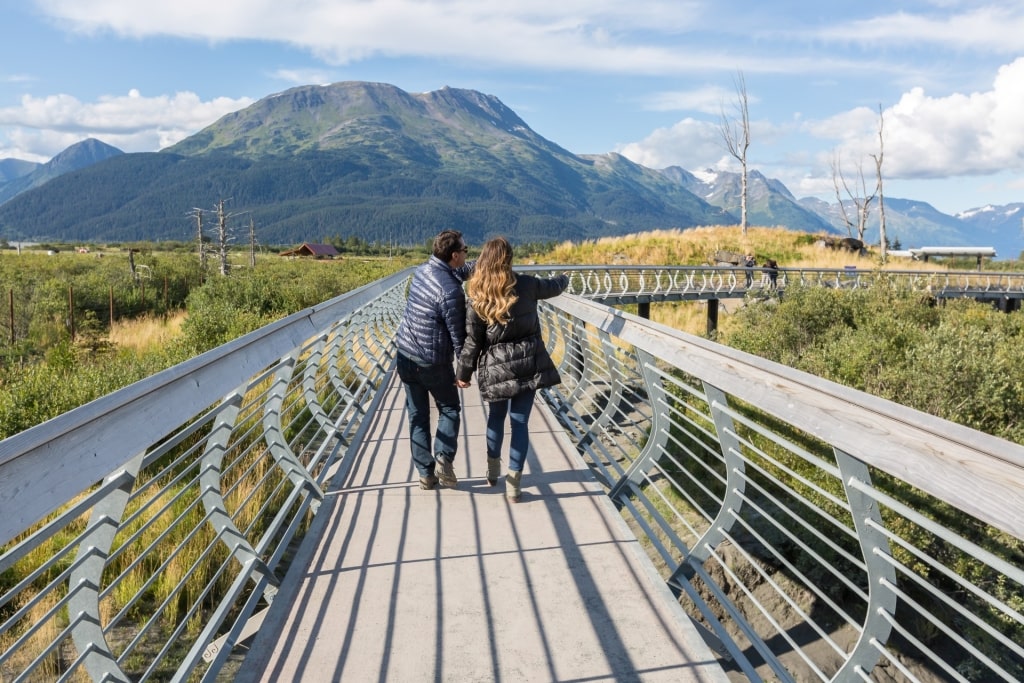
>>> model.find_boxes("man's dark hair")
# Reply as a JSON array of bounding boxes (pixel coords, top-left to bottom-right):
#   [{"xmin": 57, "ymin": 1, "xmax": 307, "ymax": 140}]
[{"xmin": 433, "ymin": 230, "xmax": 464, "ymax": 261}]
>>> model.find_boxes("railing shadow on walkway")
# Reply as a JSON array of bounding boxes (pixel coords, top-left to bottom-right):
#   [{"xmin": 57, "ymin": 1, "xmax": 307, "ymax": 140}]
[
  {"xmin": 0, "ymin": 265, "xmax": 1022, "ymax": 682},
  {"xmin": 234, "ymin": 376, "xmax": 727, "ymax": 682}
]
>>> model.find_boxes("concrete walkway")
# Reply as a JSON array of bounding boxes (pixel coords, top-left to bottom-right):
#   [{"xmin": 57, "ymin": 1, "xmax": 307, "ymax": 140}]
[{"xmin": 236, "ymin": 373, "xmax": 729, "ymax": 682}]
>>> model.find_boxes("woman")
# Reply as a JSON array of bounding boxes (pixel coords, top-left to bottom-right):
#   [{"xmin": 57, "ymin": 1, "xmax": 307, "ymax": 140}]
[{"xmin": 456, "ymin": 237, "xmax": 569, "ymax": 502}]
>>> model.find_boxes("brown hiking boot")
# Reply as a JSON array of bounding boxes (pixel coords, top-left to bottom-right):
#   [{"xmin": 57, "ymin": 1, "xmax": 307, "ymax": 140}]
[
  {"xmin": 419, "ymin": 474, "xmax": 438, "ymax": 490},
  {"xmin": 437, "ymin": 456, "xmax": 458, "ymax": 488}
]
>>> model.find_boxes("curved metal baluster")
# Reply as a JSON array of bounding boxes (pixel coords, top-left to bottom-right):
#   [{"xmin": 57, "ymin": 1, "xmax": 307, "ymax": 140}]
[
  {"xmin": 68, "ymin": 453, "xmax": 145, "ymax": 683},
  {"xmin": 830, "ymin": 448, "xmax": 897, "ymax": 682}
]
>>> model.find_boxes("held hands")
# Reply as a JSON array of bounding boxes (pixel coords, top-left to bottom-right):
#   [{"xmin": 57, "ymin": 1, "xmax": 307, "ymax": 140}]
[{"xmin": 456, "ymin": 379, "xmax": 471, "ymax": 388}]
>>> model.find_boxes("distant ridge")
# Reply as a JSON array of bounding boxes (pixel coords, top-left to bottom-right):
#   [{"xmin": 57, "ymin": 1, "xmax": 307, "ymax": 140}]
[
  {"xmin": 0, "ymin": 82, "xmax": 732, "ymax": 245},
  {"xmin": 0, "ymin": 81, "xmax": 1019, "ymax": 256},
  {"xmin": 0, "ymin": 158, "xmax": 39, "ymax": 184},
  {"xmin": 0, "ymin": 139, "xmax": 123, "ymax": 205}
]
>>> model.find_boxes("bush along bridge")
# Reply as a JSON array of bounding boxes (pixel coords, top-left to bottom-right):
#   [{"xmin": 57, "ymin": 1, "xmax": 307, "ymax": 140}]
[{"xmin": 0, "ymin": 265, "xmax": 1022, "ymax": 681}]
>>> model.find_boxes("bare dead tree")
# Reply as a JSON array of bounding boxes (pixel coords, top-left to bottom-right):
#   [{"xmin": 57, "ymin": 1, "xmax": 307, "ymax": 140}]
[
  {"xmin": 831, "ymin": 151, "xmax": 856, "ymax": 237},
  {"xmin": 215, "ymin": 199, "xmax": 232, "ymax": 276},
  {"xmin": 870, "ymin": 104, "xmax": 887, "ymax": 262},
  {"xmin": 128, "ymin": 248, "xmax": 138, "ymax": 282},
  {"xmin": 249, "ymin": 217, "xmax": 257, "ymax": 268},
  {"xmin": 719, "ymin": 71, "xmax": 751, "ymax": 235},
  {"xmin": 191, "ymin": 207, "xmax": 207, "ymax": 278},
  {"xmin": 832, "ymin": 150, "xmax": 876, "ymax": 243}
]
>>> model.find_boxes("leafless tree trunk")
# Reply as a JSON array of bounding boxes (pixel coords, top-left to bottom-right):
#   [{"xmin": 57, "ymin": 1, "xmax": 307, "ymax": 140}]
[
  {"xmin": 216, "ymin": 199, "xmax": 231, "ymax": 276},
  {"xmin": 870, "ymin": 105, "xmax": 887, "ymax": 262},
  {"xmin": 831, "ymin": 152, "xmax": 855, "ymax": 237},
  {"xmin": 832, "ymin": 150, "xmax": 876, "ymax": 243},
  {"xmin": 192, "ymin": 207, "xmax": 206, "ymax": 277},
  {"xmin": 249, "ymin": 217, "xmax": 257, "ymax": 268},
  {"xmin": 719, "ymin": 71, "xmax": 751, "ymax": 235}
]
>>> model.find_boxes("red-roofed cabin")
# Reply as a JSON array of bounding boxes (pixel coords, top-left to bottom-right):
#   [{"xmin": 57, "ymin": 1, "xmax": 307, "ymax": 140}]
[{"xmin": 280, "ymin": 243, "xmax": 340, "ymax": 259}]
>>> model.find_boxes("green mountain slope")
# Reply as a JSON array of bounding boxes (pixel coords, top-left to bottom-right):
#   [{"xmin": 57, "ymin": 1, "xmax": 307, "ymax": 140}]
[{"xmin": 0, "ymin": 82, "xmax": 733, "ymax": 246}]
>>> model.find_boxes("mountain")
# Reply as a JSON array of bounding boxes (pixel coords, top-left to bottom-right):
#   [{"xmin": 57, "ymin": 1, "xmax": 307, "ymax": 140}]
[
  {"xmin": 796, "ymin": 196, "xmax": 1023, "ymax": 258},
  {"xmin": 0, "ymin": 81, "xmax": 1019, "ymax": 256},
  {"xmin": 956, "ymin": 204, "xmax": 1024, "ymax": 258},
  {"xmin": 0, "ymin": 82, "xmax": 732, "ymax": 245},
  {"xmin": 0, "ymin": 158, "xmax": 39, "ymax": 183},
  {"xmin": 662, "ymin": 167, "xmax": 836, "ymax": 234},
  {"xmin": 0, "ymin": 139, "xmax": 123, "ymax": 205}
]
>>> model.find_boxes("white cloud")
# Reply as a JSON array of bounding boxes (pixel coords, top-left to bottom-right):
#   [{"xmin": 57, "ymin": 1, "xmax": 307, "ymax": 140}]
[
  {"xmin": 813, "ymin": 5, "xmax": 1024, "ymax": 52},
  {"xmin": 615, "ymin": 117, "xmax": 723, "ymax": 169},
  {"xmin": 29, "ymin": 0, "xmax": 880, "ymax": 78},
  {"xmin": 269, "ymin": 68, "xmax": 337, "ymax": 87},
  {"xmin": 817, "ymin": 57, "xmax": 1024, "ymax": 179},
  {"xmin": 0, "ymin": 90, "xmax": 253, "ymax": 156},
  {"xmin": 641, "ymin": 86, "xmax": 738, "ymax": 115},
  {"xmin": 619, "ymin": 57, "xmax": 1024, "ymax": 194}
]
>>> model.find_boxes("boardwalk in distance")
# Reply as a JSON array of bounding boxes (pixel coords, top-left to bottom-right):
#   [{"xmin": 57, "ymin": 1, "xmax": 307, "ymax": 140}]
[{"xmin": 236, "ymin": 374, "xmax": 728, "ymax": 682}]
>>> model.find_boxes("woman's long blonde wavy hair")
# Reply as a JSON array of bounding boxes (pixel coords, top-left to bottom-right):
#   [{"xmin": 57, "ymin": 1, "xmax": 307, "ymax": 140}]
[{"xmin": 467, "ymin": 236, "xmax": 518, "ymax": 326}]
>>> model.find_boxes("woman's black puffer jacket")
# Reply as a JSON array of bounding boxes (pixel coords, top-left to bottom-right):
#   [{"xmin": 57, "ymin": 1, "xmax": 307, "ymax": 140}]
[{"xmin": 457, "ymin": 273, "xmax": 568, "ymax": 402}]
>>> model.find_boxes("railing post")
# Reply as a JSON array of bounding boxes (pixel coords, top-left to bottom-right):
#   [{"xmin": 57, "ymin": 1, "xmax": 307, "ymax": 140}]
[
  {"xmin": 671, "ymin": 382, "xmax": 746, "ymax": 576},
  {"xmin": 608, "ymin": 349, "xmax": 670, "ymax": 500},
  {"xmin": 264, "ymin": 358, "xmax": 325, "ymax": 509},
  {"xmin": 68, "ymin": 454, "xmax": 145, "ymax": 683},
  {"xmin": 831, "ymin": 448, "xmax": 897, "ymax": 681},
  {"xmin": 577, "ymin": 328, "xmax": 630, "ymax": 451},
  {"xmin": 707, "ymin": 298, "xmax": 719, "ymax": 335}
]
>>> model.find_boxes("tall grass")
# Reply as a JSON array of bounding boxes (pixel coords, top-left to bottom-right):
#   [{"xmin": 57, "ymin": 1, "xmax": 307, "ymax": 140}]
[{"xmin": 108, "ymin": 312, "xmax": 186, "ymax": 351}]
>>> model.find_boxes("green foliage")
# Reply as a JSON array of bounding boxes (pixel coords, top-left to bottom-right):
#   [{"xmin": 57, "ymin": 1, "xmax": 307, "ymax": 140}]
[
  {"xmin": 0, "ymin": 250, "xmax": 200, "ymax": 362},
  {"xmin": 0, "ymin": 344, "xmax": 177, "ymax": 439},
  {"xmin": 177, "ymin": 256, "xmax": 414, "ymax": 355},
  {"xmin": 725, "ymin": 283, "xmax": 1024, "ymax": 442},
  {"xmin": 0, "ymin": 251, "xmax": 414, "ymax": 438}
]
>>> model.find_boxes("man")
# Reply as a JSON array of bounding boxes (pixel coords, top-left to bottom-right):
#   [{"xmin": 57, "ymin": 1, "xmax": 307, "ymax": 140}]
[{"xmin": 394, "ymin": 230, "xmax": 471, "ymax": 490}]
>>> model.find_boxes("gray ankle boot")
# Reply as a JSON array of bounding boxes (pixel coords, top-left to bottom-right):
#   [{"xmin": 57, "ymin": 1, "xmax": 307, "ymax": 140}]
[
  {"xmin": 486, "ymin": 457, "xmax": 501, "ymax": 486},
  {"xmin": 506, "ymin": 470, "xmax": 522, "ymax": 502}
]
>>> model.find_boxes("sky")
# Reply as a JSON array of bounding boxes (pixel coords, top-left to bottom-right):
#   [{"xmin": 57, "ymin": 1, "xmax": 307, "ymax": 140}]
[{"xmin": 2, "ymin": 0, "xmax": 1024, "ymax": 216}]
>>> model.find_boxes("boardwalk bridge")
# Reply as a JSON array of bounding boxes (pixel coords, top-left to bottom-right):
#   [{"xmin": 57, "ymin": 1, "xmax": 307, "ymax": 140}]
[{"xmin": 2, "ymin": 265, "xmax": 1023, "ymax": 682}]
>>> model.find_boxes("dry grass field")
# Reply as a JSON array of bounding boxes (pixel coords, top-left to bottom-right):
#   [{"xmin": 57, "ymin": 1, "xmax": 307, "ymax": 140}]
[{"xmin": 108, "ymin": 311, "xmax": 187, "ymax": 350}]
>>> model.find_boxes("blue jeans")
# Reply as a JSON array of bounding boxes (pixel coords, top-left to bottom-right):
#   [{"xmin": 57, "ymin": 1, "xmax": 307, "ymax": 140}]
[
  {"xmin": 486, "ymin": 389, "xmax": 536, "ymax": 473},
  {"xmin": 396, "ymin": 353, "xmax": 461, "ymax": 477}
]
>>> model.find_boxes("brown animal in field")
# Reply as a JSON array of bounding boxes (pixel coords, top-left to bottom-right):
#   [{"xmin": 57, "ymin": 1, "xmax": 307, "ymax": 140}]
[{"xmin": 817, "ymin": 236, "xmax": 865, "ymax": 254}]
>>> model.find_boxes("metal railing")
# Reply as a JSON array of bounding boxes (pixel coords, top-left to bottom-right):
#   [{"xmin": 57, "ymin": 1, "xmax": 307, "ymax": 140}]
[
  {"xmin": 1, "ymin": 264, "xmax": 1022, "ymax": 682},
  {"xmin": 538, "ymin": 294, "xmax": 1024, "ymax": 682},
  {"xmin": 549, "ymin": 265, "xmax": 1024, "ymax": 304},
  {"xmin": 0, "ymin": 272, "xmax": 407, "ymax": 682}
]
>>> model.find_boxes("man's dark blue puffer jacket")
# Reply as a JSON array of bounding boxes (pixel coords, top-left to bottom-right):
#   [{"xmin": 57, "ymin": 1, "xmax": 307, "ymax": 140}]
[{"xmin": 395, "ymin": 255, "xmax": 468, "ymax": 366}]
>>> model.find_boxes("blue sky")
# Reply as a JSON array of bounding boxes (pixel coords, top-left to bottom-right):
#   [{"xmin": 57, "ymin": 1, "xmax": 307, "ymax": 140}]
[{"xmin": 2, "ymin": 0, "xmax": 1023, "ymax": 215}]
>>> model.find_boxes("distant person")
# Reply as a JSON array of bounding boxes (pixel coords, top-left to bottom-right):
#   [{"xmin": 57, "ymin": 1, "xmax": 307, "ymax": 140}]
[
  {"xmin": 744, "ymin": 253, "xmax": 756, "ymax": 287},
  {"xmin": 764, "ymin": 258, "xmax": 779, "ymax": 290},
  {"xmin": 394, "ymin": 230, "xmax": 472, "ymax": 490},
  {"xmin": 456, "ymin": 237, "xmax": 568, "ymax": 503}
]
